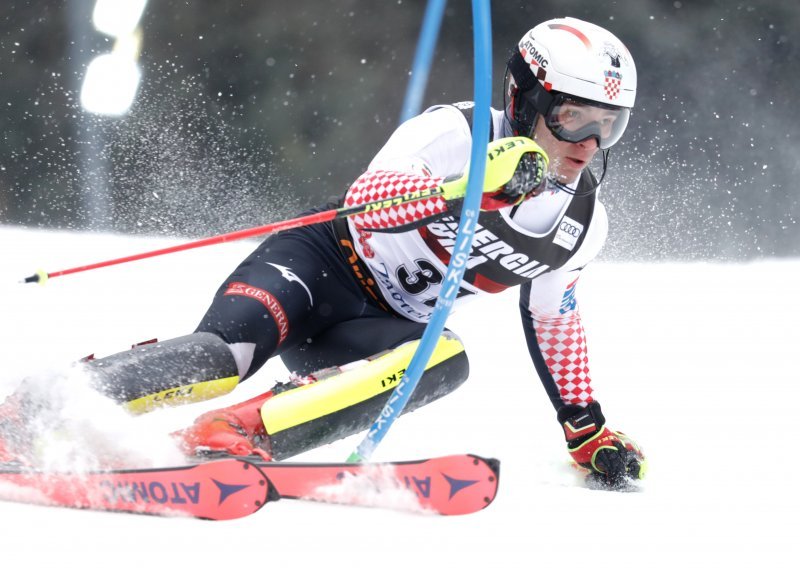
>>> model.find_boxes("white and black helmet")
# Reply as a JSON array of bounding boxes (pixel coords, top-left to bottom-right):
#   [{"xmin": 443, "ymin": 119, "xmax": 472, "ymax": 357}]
[{"xmin": 505, "ymin": 17, "xmax": 637, "ymax": 150}]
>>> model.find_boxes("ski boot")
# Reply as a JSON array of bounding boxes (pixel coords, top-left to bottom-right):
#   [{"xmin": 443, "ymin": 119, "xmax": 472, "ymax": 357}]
[
  {"xmin": 0, "ymin": 425, "xmax": 19, "ymax": 464},
  {"xmin": 0, "ymin": 391, "xmax": 36, "ymax": 465},
  {"xmin": 174, "ymin": 391, "xmax": 275, "ymax": 461}
]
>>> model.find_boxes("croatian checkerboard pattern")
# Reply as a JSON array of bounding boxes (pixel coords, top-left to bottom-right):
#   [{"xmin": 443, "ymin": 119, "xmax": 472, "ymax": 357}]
[
  {"xmin": 534, "ymin": 314, "xmax": 594, "ymax": 406},
  {"xmin": 604, "ymin": 71, "xmax": 622, "ymax": 101},
  {"xmin": 345, "ymin": 170, "xmax": 449, "ymax": 231},
  {"xmin": 604, "ymin": 77, "xmax": 620, "ymax": 100}
]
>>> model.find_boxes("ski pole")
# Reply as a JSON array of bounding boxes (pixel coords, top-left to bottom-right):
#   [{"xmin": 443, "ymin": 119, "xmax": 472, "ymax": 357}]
[
  {"xmin": 22, "ymin": 132, "xmax": 541, "ymax": 286},
  {"xmin": 20, "ymin": 184, "xmax": 454, "ymax": 285}
]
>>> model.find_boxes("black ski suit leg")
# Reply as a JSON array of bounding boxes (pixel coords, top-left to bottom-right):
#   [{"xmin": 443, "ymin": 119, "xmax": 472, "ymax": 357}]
[
  {"xmin": 280, "ymin": 315, "xmax": 427, "ymax": 376},
  {"xmin": 195, "ymin": 224, "xmax": 372, "ymax": 380}
]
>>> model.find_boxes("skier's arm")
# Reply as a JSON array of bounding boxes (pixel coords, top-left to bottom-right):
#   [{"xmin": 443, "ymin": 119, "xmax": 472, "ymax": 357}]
[
  {"xmin": 519, "ymin": 270, "xmax": 647, "ymax": 488},
  {"xmin": 340, "ymin": 107, "xmax": 472, "ymax": 235},
  {"xmin": 345, "ymin": 106, "xmax": 547, "ymax": 234},
  {"xmin": 518, "ymin": 270, "xmax": 593, "ymax": 411}
]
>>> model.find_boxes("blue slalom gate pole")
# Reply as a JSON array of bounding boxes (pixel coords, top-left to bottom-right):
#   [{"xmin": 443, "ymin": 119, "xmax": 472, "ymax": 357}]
[
  {"xmin": 349, "ymin": 0, "xmax": 492, "ymax": 463},
  {"xmin": 399, "ymin": 0, "xmax": 448, "ymax": 123}
]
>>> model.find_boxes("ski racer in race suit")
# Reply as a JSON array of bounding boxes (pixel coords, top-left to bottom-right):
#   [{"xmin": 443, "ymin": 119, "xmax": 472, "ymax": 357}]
[{"xmin": 0, "ymin": 17, "xmax": 646, "ymax": 488}]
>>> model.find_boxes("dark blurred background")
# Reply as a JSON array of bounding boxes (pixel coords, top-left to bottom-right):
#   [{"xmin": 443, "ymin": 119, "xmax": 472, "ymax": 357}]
[{"xmin": 1, "ymin": 0, "xmax": 798, "ymax": 260}]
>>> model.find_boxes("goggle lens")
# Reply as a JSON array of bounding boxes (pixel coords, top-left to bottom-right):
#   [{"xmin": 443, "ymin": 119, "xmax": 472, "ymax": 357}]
[{"xmin": 543, "ymin": 95, "xmax": 630, "ymax": 149}]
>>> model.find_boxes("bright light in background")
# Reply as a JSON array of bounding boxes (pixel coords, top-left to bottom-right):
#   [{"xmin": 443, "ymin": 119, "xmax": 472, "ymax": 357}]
[
  {"xmin": 80, "ymin": 0, "xmax": 148, "ymax": 117},
  {"xmin": 80, "ymin": 53, "xmax": 142, "ymax": 117},
  {"xmin": 92, "ymin": 0, "xmax": 148, "ymax": 38}
]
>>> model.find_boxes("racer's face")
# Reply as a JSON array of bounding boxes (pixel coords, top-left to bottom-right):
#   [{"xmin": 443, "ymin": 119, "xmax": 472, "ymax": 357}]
[{"xmin": 532, "ymin": 114, "xmax": 600, "ymax": 184}]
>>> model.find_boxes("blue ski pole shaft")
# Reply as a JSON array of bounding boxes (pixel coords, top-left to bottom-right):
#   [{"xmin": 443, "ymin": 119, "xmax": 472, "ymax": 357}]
[
  {"xmin": 399, "ymin": 0, "xmax": 448, "ymax": 124},
  {"xmin": 349, "ymin": 0, "xmax": 492, "ymax": 463}
]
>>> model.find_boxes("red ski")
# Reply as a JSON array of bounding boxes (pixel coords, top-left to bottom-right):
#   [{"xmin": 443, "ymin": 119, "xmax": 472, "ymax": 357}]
[
  {"xmin": 259, "ymin": 454, "xmax": 499, "ymax": 516},
  {"xmin": 0, "ymin": 458, "xmax": 270, "ymax": 520},
  {"xmin": 0, "ymin": 454, "xmax": 499, "ymax": 519}
]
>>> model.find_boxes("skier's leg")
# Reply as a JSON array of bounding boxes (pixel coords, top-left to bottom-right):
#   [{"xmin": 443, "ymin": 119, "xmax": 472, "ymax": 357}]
[
  {"xmin": 85, "ymin": 332, "xmax": 240, "ymax": 413},
  {"xmin": 270, "ymin": 319, "xmax": 470, "ymax": 460},
  {"xmin": 176, "ymin": 315, "xmax": 470, "ymax": 460},
  {"xmin": 84, "ymin": 223, "xmax": 371, "ymax": 413}
]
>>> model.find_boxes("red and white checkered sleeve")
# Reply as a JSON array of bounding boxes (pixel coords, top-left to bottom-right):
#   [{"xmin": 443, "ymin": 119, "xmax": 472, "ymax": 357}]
[
  {"xmin": 342, "ymin": 105, "xmax": 475, "ymax": 232},
  {"xmin": 521, "ymin": 271, "xmax": 594, "ymax": 408},
  {"xmin": 344, "ymin": 170, "xmax": 449, "ymax": 232}
]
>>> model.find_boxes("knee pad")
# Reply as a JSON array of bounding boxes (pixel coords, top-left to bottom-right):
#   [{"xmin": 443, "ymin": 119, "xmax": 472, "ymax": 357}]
[
  {"xmin": 87, "ymin": 332, "xmax": 240, "ymax": 413},
  {"xmin": 261, "ymin": 331, "xmax": 469, "ymax": 460}
]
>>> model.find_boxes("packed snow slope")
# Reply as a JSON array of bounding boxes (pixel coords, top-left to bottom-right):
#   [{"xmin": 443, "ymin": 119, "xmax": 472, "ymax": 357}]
[{"xmin": 1, "ymin": 226, "xmax": 797, "ymax": 567}]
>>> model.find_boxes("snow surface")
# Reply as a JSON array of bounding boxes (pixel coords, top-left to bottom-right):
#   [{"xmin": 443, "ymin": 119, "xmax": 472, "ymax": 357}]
[{"xmin": 1, "ymin": 225, "xmax": 798, "ymax": 567}]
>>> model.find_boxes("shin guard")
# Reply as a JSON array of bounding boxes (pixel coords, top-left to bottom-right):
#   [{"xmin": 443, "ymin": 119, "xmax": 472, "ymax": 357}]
[
  {"xmin": 87, "ymin": 332, "xmax": 240, "ymax": 414},
  {"xmin": 263, "ymin": 331, "xmax": 468, "ymax": 459}
]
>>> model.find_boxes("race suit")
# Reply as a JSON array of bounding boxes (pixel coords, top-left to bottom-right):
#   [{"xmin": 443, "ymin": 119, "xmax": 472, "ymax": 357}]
[{"xmin": 197, "ymin": 103, "xmax": 606, "ymax": 411}]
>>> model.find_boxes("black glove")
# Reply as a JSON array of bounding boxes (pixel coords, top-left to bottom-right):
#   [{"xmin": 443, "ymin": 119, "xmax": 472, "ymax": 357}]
[{"xmin": 557, "ymin": 401, "xmax": 646, "ymax": 490}]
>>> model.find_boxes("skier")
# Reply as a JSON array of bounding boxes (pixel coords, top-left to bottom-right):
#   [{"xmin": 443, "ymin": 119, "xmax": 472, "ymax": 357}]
[{"xmin": 1, "ymin": 17, "xmax": 645, "ymax": 488}]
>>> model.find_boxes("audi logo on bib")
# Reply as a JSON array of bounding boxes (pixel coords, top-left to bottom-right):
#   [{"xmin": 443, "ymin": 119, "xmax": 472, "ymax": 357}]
[
  {"xmin": 553, "ymin": 216, "xmax": 584, "ymax": 251},
  {"xmin": 560, "ymin": 220, "xmax": 581, "ymax": 237}
]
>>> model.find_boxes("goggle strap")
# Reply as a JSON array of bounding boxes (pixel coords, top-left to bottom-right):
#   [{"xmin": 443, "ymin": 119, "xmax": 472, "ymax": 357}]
[
  {"xmin": 508, "ymin": 52, "xmax": 556, "ymax": 119},
  {"xmin": 506, "ymin": 51, "xmax": 539, "ymax": 92}
]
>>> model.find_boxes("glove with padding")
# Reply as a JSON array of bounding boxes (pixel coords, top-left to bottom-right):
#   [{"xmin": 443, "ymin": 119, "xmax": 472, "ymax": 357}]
[
  {"xmin": 557, "ymin": 401, "xmax": 646, "ymax": 489},
  {"xmin": 479, "ymin": 138, "xmax": 548, "ymax": 211},
  {"xmin": 438, "ymin": 137, "xmax": 549, "ymax": 213}
]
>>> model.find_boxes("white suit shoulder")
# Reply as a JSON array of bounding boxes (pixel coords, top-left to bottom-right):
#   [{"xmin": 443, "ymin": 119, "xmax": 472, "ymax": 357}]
[{"xmin": 368, "ymin": 105, "xmax": 473, "ymax": 177}]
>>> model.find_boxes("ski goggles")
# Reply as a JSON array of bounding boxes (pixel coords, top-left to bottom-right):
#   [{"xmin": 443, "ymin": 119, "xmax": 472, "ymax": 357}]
[{"xmin": 539, "ymin": 93, "xmax": 630, "ymax": 149}]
